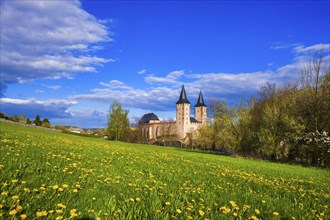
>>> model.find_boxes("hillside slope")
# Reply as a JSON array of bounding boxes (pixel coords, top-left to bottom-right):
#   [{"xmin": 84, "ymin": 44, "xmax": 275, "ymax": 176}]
[{"xmin": 0, "ymin": 122, "xmax": 329, "ymax": 219}]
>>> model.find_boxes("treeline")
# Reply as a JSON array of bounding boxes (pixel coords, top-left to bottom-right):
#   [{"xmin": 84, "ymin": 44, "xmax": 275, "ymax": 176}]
[
  {"xmin": 0, "ymin": 113, "xmax": 52, "ymax": 128},
  {"xmin": 195, "ymin": 53, "xmax": 330, "ymax": 167}
]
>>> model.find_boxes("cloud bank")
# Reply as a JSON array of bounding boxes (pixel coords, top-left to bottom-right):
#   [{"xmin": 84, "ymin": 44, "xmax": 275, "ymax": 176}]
[{"xmin": 0, "ymin": 0, "xmax": 112, "ymax": 96}]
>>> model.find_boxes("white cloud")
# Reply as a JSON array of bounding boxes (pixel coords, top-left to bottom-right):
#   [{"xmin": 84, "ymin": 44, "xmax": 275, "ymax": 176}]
[
  {"xmin": 293, "ymin": 44, "xmax": 330, "ymax": 54},
  {"xmin": 71, "ymin": 44, "xmax": 330, "ymax": 112},
  {"xmin": 145, "ymin": 70, "xmax": 184, "ymax": 84},
  {"xmin": 0, "ymin": 98, "xmax": 77, "ymax": 119},
  {"xmin": 42, "ymin": 84, "xmax": 62, "ymax": 90},
  {"xmin": 71, "ymin": 80, "xmax": 179, "ymax": 111},
  {"xmin": 138, "ymin": 69, "xmax": 147, "ymax": 75},
  {"xmin": 0, "ymin": 0, "xmax": 112, "ymax": 96},
  {"xmin": 51, "ymin": 109, "xmax": 107, "ymax": 128}
]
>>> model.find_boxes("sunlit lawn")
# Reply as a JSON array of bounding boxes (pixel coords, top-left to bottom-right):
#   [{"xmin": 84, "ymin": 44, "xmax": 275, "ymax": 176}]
[{"xmin": 0, "ymin": 122, "xmax": 329, "ymax": 219}]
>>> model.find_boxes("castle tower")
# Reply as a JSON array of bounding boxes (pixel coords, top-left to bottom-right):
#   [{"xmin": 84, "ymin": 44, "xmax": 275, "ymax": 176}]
[
  {"xmin": 194, "ymin": 90, "xmax": 207, "ymax": 125},
  {"xmin": 176, "ymin": 85, "xmax": 191, "ymax": 139}
]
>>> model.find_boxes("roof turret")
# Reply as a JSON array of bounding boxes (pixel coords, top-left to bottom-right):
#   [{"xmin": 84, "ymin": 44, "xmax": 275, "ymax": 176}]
[
  {"xmin": 176, "ymin": 85, "xmax": 190, "ymax": 104},
  {"xmin": 194, "ymin": 90, "xmax": 206, "ymax": 107}
]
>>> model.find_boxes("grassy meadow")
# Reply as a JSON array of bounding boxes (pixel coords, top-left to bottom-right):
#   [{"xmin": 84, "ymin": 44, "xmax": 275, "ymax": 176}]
[{"xmin": 0, "ymin": 122, "xmax": 329, "ymax": 220}]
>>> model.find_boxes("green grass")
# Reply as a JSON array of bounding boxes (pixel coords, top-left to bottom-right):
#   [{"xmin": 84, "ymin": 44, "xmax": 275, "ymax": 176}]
[{"xmin": 0, "ymin": 122, "xmax": 329, "ymax": 219}]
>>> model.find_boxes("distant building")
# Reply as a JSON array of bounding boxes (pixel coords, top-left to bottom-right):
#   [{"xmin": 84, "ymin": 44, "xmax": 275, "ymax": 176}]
[
  {"xmin": 139, "ymin": 85, "xmax": 207, "ymax": 141},
  {"xmin": 68, "ymin": 127, "xmax": 83, "ymax": 134}
]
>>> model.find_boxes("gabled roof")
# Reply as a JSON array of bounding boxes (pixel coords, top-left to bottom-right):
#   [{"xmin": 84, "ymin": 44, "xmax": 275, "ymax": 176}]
[
  {"xmin": 194, "ymin": 90, "xmax": 207, "ymax": 107},
  {"xmin": 139, "ymin": 113, "xmax": 160, "ymax": 124},
  {"xmin": 176, "ymin": 85, "xmax": 190, "ymax": 104}
]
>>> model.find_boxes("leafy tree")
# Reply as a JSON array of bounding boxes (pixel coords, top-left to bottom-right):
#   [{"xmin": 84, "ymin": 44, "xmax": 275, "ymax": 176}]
[
  {"xmin": 107, "ymin": 101, "xmax": 129, "ymax": 141},
  {"xmin": 258, "ymin": 94, "xmax": 304, "ymax": 160},
  {"xmin": 11, "ymin": 114, "xmax": 19, "ymax": 122},
  {"xmin": 41, "ymin": 118, "xmax": 51, "ymax": 128},
  {"xmin": 19, "ymin": 113, "xmax": 26, "ymax": 123},
  {"xmin": 34, "ymin": 115, "xmax": 41, "ymax": 126}
]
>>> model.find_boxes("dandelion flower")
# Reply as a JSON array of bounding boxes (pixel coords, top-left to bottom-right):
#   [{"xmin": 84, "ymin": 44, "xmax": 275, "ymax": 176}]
[
  {"xmin": 12, "ymin": 195, "xmax": 19, "ymax": 200},
  {"xmin": 199, "ymin": 210, "xmax": 205, "ymax": 216},
  {"xmin": 36, "ymin": 211, "xmax": 47, "ymax": 217},
  {"xmin": 9, "ymin": 209, "xmax": 18, "ymax": 216},
  {"xmin": 165, "ymin": 201, "xmax": 171, "ymax": 206},
  {"xmin": 52, "ymin": 185, "xmax": 59, "ymax": 190},
  {"xmin": 11, "ymin": 179, "xmax": 18, "ymax": 183},
  {"xmin": 176, "ymin": 209, "xmax": 182, "ymax": 214},
  {"xmin": 135, "ymin": 198, "xmax": 141, "ymax": 202},
  {"xmin": 1, "ymin": 191, "xmax": 8, "ymax": 196},
  {"xmin": 16, "ymin": 206, "xmax": 23, "ymax": 212},
  {"xmin": 20, "ymin": 214, "xmax": 27, "ymax": 219},
  {"xmin": 255, "ymin": 209, "xmax": 260, "ymax": 215},
  {"xmin": 273, "ymin": 212, "xmax": 279, "ymax": 216},
  {"xmin": 57, "ymin": 204, "xmax": 66, "ymax": 209}
]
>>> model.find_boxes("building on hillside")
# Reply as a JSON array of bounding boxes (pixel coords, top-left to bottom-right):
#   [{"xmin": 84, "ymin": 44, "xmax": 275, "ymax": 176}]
[{"xmin": 139, "ymin": 85, "xmax": 207, "ymax": 142}]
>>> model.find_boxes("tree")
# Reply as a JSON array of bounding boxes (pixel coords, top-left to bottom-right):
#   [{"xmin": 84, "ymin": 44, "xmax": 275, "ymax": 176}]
[
  {"xmin": 295, "ymin": 51, "xmax": 330, "ymax": 165},
  {"xmin": 19, "ymin": 113, "xmax": 26, "ymax": 123},
  {"xmin": 258, "ymin": 91, "xmax": 304, "ymax": 160},
  {"xmin": 107, "ymin": 101, "xmax": 129, "ymax": 141},
  {"xmin": 41, "ymin": 118, "xmax": 51, "ymax": 128},
  {"xmin": 34, "ymin": 115, "xmax": 41, "ymax": 126}
]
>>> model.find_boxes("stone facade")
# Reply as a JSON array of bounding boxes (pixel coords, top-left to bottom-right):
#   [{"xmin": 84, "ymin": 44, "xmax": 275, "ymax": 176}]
[{"xmin": 139, "ymin": 85, "xmax": 207, "ymax": 141}]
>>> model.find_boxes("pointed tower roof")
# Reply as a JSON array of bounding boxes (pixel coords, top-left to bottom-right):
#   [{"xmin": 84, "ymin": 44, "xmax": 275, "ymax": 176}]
[
  {"xmin": 176, "ymin": 85, "xmax": 190, "ymax": 104},
  {"xmin": 194, "ymin": 90, "xmax": 207, "ymax": 107}
]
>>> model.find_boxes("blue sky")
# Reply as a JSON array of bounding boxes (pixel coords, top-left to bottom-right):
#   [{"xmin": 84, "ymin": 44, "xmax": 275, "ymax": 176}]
[{"xmin": 1, "ymin": 0, "xmax": 329, "ymax": 128}]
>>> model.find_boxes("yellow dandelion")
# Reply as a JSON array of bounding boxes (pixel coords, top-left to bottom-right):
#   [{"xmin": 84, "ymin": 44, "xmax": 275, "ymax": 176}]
[
  {"xmin": 58, "ymin": 188, "xmax": 64, "ymax": 192},
  {"xmin": 176, "ymin": 209, "xmax": 182, "ymax": 214},
  {"xmin": 135, "ymin": 198, "xmax": 141, "ymax": 202},
  {"xmin": 11, "ymin": 179, "xmax": 18, "ymax": 183},
  {"xmin": 57, "ymin": 204, "xmax": 66, "ymax": 209},
  {"xmin": 199, "ymin": 210, "xmax": 205, "ymax": 216},
  {"xmin": 165, "ymin": 201, "xmax": 171, "ymax": 206},
  {"xmin": 250, "ymin": 215, "xmax": 259, "ymax": 220},
  {"xmin": 56, "ymin": 210, "xmax": 63, "ymax": 214},
  {"xmin": 21, "ymin": 181, "xmax": 26, "ymax": 184},
  {"xmin": 20, "ymin": 214, "xmax": 27, "ymax": 219},
  {"xmin": 56, "ymin": 216, "xmax": 63, "ymax": 220},
  {"xmin": 9, "ymin": 209, "xmax": 18, "ymax": 216},
  {"xmin": 72, "ymin": 189, "xmax": 78, "ymax": 193},
  {"xmin": 70, "ymin": 209, "xmax": 77, "ymax": 217},
  {"xmin": 12, "ymin": 195, "xmax": 19, "ymax": 200},
  {"xmin": 52, "ymin": 185, "xmax": 59, "ymax": 190},
  {"xmin": 233, "ymin": 212, "xmax": 238, "ymax": 217},
  {"xmin": 36, "ymin": 211, "xmax": 47, "ymax": 217},
  {"xmin": 255, "ymin": 209, "xmax": 260, "ymax": 215},
  {"xmin": 16, "ymin": 206, "xmax": 23, "ymax": 212},
  {"xmin": 40, "ymin": 187, "xmax": 46, "ymax": 191},
  {"xmin": 48, "ymin": 210, "xmax": 54, "ymax": 214},
  {"xmin": 62, "ymin": 184, "xmax": 69, "ymax": 189},
  {"xmin": 0, "ymin": 204, "xmax": 3, "ymax": 209},
  {"xmin": 24, "ymin": 188, "xmax": 30, "ymax": 193},
  {"xmin": 1, "ymin": 191, "xmax": 8, "ymax": 196},
  {"xmin": 273, "ymin": 212, "xmax": 279, "ymax": 216}
]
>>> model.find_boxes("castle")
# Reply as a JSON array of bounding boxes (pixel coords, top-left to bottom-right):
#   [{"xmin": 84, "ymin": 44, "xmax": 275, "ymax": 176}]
[{"xmin": 139, "ymin": 85, "xmax": 207, "ymax": 141}]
